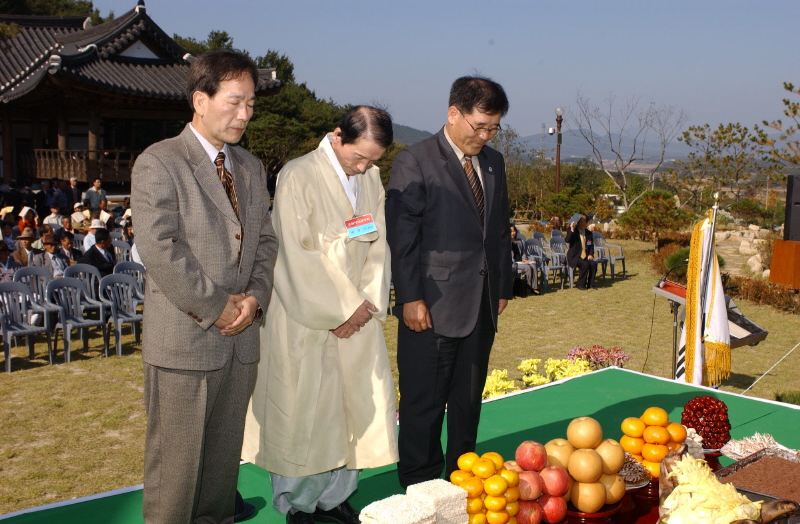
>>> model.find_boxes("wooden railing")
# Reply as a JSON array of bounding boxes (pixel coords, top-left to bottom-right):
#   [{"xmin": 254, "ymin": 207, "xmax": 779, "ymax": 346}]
[{"xmin": 34, "ymin": 149, "xmax": 140, "ymax": 182}]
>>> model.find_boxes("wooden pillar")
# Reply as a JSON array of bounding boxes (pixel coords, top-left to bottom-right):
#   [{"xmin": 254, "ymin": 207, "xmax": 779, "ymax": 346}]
[
  {"xmin": 88, "ymin": 108, "xmax": 99, "ymax": 159},
  {"xmin": 2, "ymin": 108, "xmax": 11, "ymax": 183}
]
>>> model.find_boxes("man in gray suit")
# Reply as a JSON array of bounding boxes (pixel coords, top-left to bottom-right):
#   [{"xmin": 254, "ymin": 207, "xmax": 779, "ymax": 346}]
[
  {"xmin": 386, "ymin": 76, "xmax": 513, "ymax": 488},
  {"xmin": 131, "ymin": 50, "xmax": 278, "ymax": 524}
]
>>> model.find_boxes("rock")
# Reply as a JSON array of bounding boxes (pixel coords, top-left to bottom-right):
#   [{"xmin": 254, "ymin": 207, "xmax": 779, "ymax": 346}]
[
  {"xmin": 749, "ymin": 224, "xmax": 760, "ymax": 231},
  {"xmin": 747, "ymin": 256, "xmax": 763, "ymax": 273},
  {"xmin": 753, "ymin": 238, "xmax": 766, "ymax": 247},
  {"xmin": 739, "ymin": 240, "xmax": 757, "ymax": 255},
  {"xmin": 748, "ymin": 254, "xmax": 762, "ymax": 264},
  {"xmin": 716, "ymin": 231, "xmax": 731, "ymax": 241},
  {"xmin": 763, "ymin": 269, "xmax": 771, "ymax": 279}
]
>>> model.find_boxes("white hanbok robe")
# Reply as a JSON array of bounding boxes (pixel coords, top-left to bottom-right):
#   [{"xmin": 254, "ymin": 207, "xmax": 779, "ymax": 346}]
[{"xmin": 242, "ymin": 143, "xmax": 398, "ymax": 477}]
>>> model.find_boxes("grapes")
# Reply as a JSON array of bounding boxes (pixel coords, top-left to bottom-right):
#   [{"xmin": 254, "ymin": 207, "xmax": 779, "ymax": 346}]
[{"xmin": 680, "ymin": 396, "xmax": 731, "ymax": 450}]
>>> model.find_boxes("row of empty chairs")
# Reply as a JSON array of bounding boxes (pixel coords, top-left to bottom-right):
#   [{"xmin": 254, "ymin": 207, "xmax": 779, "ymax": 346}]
[{"xmin": 0, "ymin": 262, "xmax": 146, "ymax": 372}]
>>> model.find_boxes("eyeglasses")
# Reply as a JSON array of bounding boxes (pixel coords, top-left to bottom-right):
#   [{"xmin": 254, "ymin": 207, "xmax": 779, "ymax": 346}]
[{"xmin": 459, "ymin": 109, "xmax": 502, "ymax": 136}]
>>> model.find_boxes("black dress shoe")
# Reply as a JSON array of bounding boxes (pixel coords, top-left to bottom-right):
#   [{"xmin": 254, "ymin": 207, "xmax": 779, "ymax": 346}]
[
  {"xmin": 314, "ymin": 501, "xmax": 360, "ymax": 524},
  {"xmin": 234, "ymin": 490, "xmax": 257, "ymax": 522},
  {"xmin": 286, "ymin": 510, "xmax": 315, "ymax": 524}
]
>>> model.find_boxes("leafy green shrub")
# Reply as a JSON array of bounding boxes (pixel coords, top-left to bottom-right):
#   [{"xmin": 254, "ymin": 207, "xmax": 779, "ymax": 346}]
[
  {"xmin": 663, "ymin": 247, "xmax": 725, "ymax": 283},
  {"xmin": 656, "ymin": 232, "xmax": 693, "ymax": 252},
  {"xmin": 729, "ymin": 198, "xmax": 765, "ymax": 224},
  {"xmin": 775, "ymin": 391, "xmax": 800, "ymax": 406},
  {"xmin": 618, "ymin": 190, "xmax": 694, "ymax": 242},
  {"xmin": 650, "ymin": 242, "xmax": 683, "ymax": 277}
]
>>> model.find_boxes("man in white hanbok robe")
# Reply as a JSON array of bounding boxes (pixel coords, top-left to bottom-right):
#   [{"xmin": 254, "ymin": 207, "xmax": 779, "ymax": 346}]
[{"xmin": 242, "ymin": 106, "xmax": 398, "ymax": 524}]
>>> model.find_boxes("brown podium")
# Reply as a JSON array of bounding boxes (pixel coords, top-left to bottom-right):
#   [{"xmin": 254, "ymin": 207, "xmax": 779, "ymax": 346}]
[{"xmin": 769, "ymin": 239, "xmax": 800, "ymax": 289}]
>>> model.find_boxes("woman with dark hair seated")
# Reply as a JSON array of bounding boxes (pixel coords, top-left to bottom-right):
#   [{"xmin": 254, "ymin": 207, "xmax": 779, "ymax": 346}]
[{"xmin": 511, "ymin": 223, "xmax": 540, "ymax": 296}]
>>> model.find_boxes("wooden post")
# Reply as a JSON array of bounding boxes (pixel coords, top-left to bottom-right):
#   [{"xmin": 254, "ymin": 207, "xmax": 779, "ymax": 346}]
[
  {"xmin": 57, "ymin": 115, "xmax": 68, "ymax": 151},
  {"xmin": 1, "ymin": 108, "xmax": 11, "ymax": 183}
]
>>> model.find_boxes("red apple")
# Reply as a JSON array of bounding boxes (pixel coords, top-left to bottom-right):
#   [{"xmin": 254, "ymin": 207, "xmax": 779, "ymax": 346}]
[
  {"xmin": 516, "ymin": 440, "xmax": 548, "ymax": 471},
  {"xmin": 539, "ymin": 494, "xmax": 568, "ymax": 524},
  {"xmin": 517, "ymin": 500, "xmax": 544, "ymax": 524},
  {"xmin": 504, "ymin": 460, "xmax": 524, "ymax": 473},
  {"xmin": 539, "ymin": 464, "xmax": 570, "ymax": 497},
  {"xmin": 518, "ymin": 470, "xmax": 543, "ymax": 500}
]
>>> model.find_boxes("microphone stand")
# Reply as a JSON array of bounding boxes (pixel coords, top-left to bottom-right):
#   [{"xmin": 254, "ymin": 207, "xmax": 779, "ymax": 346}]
[{"xmin": 658, "ymin": 261, "xmax": 688, "ymax": 379}]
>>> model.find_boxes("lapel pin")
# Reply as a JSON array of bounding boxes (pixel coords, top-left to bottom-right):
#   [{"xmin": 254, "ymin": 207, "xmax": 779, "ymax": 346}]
[{"xmin": 489, "ymin": 167, "xmax": 493, "ymax": 172}]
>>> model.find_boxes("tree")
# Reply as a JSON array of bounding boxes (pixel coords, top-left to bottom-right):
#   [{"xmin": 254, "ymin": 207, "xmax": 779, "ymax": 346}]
[
  {"xmin": 571, "ymin": 91, "xmax": 688, "ymax": 211},
  {"xmin": 173, "ymin": 30, "xmax": 234, "ymax": 55},
  {"xmin": 666, "ymin": 123, "xmax": 782, "ymax": 212},
  {"xmin": 617, "ymin": 190, "xmax": 694, "ymax": 244},
  {"xmin": 0, "ymin": 0, "xmax": 113, "ymax": 24},
  {"xmin": 755, "ymin": 81, "xmax": 800, "ymax": 166}
]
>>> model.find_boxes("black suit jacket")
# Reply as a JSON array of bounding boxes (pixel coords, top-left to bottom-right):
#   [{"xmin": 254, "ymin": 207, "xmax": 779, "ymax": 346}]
[
  {"xmin": 387, "ymin": 128, "xmax": 512, "ymax": 338},
  {"xmin": 565, "ymin": 228, "xmax": 594, "ymax": 268},
  {"xmin": 78, "ymin": 245, "xmax": 116, "ymax": 277}
]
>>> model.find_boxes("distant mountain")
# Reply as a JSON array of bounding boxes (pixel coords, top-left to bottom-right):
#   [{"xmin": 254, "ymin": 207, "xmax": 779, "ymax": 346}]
[
  {"xmin": 393, "ymin": 124, "xmax": 433, "ymax": 145},
  {"xmin": 518, "ymin": 130, "xmax": 692, "ymax": 163}
]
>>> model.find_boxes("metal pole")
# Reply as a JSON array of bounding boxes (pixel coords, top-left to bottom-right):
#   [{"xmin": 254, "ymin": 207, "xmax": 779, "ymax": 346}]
[
  {"xmin": 699, "ymin": 192, "xmax": 721, "ymax": 337},
  {"xmin": 555, "ymin": 114, "xmax": 563, "ymax": 193}
]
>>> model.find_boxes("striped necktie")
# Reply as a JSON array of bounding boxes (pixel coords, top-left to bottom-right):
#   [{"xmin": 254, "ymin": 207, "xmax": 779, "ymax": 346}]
[
  {"xmin": 214, "ymin": 151, "xmax": 243, "ymax": 262},
  {"xmin": 463, "ymin": 156, "xmax": 485, "ymax": 224}
]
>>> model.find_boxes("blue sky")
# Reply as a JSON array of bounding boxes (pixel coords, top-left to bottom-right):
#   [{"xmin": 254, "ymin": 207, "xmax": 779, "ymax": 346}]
[{"xmin": 95, "ymin": 0, "xmax": 800, "ymax": 137}]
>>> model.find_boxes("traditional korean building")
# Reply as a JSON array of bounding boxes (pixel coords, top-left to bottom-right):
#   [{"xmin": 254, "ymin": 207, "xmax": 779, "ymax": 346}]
[{"xmin": 0, "ymin": 1, "xmax": 281, "ymax": 183}]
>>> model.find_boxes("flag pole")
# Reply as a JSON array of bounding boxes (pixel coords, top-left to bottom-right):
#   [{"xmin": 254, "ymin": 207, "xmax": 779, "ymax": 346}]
[{"xmin": 699, "ymin": 192, "xmax": 720, "ymax": 348}]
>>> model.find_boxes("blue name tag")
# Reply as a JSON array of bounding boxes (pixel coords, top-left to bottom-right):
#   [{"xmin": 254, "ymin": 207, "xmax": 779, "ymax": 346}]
[{"xmin": 345, "ymin": 214, "xmax": 377, "ymax": 238}]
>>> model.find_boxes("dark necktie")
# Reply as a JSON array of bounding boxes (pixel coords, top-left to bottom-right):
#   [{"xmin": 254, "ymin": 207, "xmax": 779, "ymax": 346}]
[
  {"xmin": 214, "ymin": 152, "xmax": 241, "ymax": 221},
  {"xmin": 214, "ymin": 151, "xmax": 243, "ymax": 262},
  {"xmin": 463, "ymin": 156, "xmax": 485, "ymax": 224}
]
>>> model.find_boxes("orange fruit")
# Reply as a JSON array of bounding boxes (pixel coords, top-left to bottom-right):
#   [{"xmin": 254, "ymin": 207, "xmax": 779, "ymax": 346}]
[
  {"xmin": 462, "ymin": 476, "xmax": 486, "ymax": 498},
  {"xmin": 499, "ymin": 468, "xmax": 519, "ymax": 488},
  {"xmin": 620, "ymin": 417, "xmax": 646, "ymax": 438},
  {"xmin": 469, "ymin": 513, "xmax": 488, "ymax": 524},
  {"xmin": 506, "ymin": 501, "xmax": 519, "ymax": 517},
  {"xmin": 486, "ymin": 509, "xmax": 510, "ymax": 524},
  {"xmin": 459, "ymin": 452, "xmax": 481, "ymax": 472},
  {"xmin": 641, "ymin": 443, "xmax": 669, "ymax": 462},
  {"xmin": 643, "ymin": 426, "xmax": 670, "ymax": 445},
  {"xmin": 503, "ymin": 486, "xmax": 520, "ymax": 502},
  {"xmin": 484, "ymin": 475, "xmax": 509, "ymax": 497},
  {"xmin": 451, "ymin": 470, "xmax": 474, "ymax": 485},
  {"xmin": 472, "ymin": 458, "xmax": 497, "ymax": 479},
  {"xmin": 641, "ymin": 459, "xmax": 661, "ymax": 478},
  {"xmin": 484, "ymin": 495, "xmax": 507, "ymax": 512},
  {"xmin": 641, "ymin": 407, "xmax": 669, "ymax": 427},
  {"xmin": 482, "ymin": 452, "xmax": 505, "ymax": 470},
  {"xmin": 508, "ymin": 518, "xmax": 518, "ymax": 524},
  {"xmin": 467, "ymin": 497, "xmax": 485, "ymax": 514},
  {"xmin": 631, "ymin": 454, "xmax": 643, "ymax": 462},
  {"xmin": 666, "ymin": 441, "xmax": 682, "ymax": 452},
  {"xmin": 620, "ymin": 435, "xmax": 645, "ymax": 455},
  {"xmin": 666, "ymin": 422, "xmax": 687, "ymax": 443}
]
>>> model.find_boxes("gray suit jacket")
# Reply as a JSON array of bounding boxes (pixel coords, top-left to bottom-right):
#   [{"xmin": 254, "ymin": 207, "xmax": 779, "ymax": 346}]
[
  {"xmin": 131, "ymin": 125, "xmax": 278, "ymax": 371},
  {"xmin": 386, "ymin": 128, "xmax": 513, "ymax": 338}
]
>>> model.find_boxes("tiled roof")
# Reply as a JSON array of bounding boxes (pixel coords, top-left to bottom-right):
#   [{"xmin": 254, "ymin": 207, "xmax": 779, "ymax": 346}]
[{"xmin": 0, "ymin": 1, "xmax": 280, "ymax": 103}]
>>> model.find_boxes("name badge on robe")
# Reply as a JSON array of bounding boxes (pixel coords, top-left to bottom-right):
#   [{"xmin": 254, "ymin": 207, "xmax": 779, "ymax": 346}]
[{"xmin": 344, "ymin": 214, "xmax": 377, "ymax": 239}]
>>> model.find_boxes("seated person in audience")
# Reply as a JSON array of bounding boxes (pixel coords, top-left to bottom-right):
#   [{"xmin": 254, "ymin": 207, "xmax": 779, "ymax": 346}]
[
  {"xmin": 17, "ymin": 206, "xmax": 38, "ymax": 232},
  {"xmin": 32, "ymin": 233, "xmax": 69, "ymax": 278},
  {"xmin": 12, "ymin": 227, "xmax": 41, "ymax": 266},
  {"xmin": 42, "ymin": 204, "xmax": 64, "ymax": 228},
  {"xmin": 58, "ymin": 231, "xmax": 82, "ymax": 264},
  {"xmin": 2, "ymin": 222, "xmax": 14, "ymax": 250},
  {"xmin": 98, "ymin": 198, "xmax": 115, "ymax": 230},
  {"xmin": 71, "ymin": 203, "xmax": 87, "ymax": 228},
  {"xmin": 511, "ymin": 223, "xmax": 539, "ymax": 295},
  {"xmin": 32, "ymin": 225, "xmax": 53, "ymax": 250},
  {"xmin": 57, "ymin": 216, "xmax": 75, "ymax": 241},
  {"xmin": 78, "ymin": 228, "xmax": 115, "ymax": 277},
  {"xmin": 565, "ymin": 213, "xmax": 598, "ymax": 290},
  {"xmin": 82, "ymin": 199, "xmax": 92, "ymax": 220},
  {"xmin": 0, "ymin": 242, "xmax": 22, "ymax": 282},
  {"xmin": 83, "ymin": 219, "xmax": 105, "ymax": 252}
]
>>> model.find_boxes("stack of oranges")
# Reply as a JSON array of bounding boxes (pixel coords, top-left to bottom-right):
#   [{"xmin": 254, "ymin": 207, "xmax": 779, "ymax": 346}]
[
  {"xmin": 619, "ymin": 407, "xmax": 687, "ymax": 478},
  {"xmin": 450, "ymin": 451, "xmax": 520, "ymax": 524}
]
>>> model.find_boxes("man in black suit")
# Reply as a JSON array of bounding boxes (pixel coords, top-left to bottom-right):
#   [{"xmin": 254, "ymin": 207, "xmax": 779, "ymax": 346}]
[
  {"xmin": 78, "ymin": 228, "xmax": 116, "ymax": 277},
  {"xmin": 386, "ymin": 76, "xmax": 513, "ymax": 487},
  {"xmin": 565, "ymin": 213, "xmax": 598, "ymax": 290},
  {"xmin": 58, "ymin": 231, "xmax": 82, "ymax": 264}
]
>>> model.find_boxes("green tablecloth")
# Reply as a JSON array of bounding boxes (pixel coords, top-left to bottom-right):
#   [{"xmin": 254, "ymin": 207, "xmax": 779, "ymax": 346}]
[{"xmin": 3, "ymin": 368, "xmax": 798, "ymax": 523}]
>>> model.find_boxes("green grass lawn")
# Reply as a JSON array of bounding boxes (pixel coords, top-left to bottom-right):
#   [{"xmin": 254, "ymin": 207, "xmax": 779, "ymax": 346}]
[{"xmin": 1, "ymin": 239, "xmax": 799, "ymax": 515}]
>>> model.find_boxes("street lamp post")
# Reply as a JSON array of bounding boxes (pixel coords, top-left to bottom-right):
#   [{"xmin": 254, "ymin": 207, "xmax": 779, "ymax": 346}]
[{"xmin": 555, "ymin": 107, "xmax": 564, "ymax": 193}]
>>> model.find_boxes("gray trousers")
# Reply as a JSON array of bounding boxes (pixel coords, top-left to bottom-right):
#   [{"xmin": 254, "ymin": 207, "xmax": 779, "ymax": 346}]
[
  {"xmin": 270, "ymin": 467, "xmax": 360, "ymax": 514},
  {"xmin": 142, "ymin": 357, "xmax": 257, "ymax": 524}
]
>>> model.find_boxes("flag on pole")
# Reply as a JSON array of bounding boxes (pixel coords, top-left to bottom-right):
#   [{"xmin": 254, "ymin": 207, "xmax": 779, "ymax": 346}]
[{"xmin": 676, "ymin": 213, "xmax": 731, "ymax": 386}]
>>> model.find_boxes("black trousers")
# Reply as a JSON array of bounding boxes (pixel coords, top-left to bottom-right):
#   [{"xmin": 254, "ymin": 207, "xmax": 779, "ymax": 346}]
[
  {"xmin": 575, "ymin": 258, "xmax": 598, "ymax": 289},
  {"xmin": 396, "ymin": 282, "xmax": 495, "ymax": 488}
]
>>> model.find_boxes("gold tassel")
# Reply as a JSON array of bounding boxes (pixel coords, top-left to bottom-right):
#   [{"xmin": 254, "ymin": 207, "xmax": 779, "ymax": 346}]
[
  {"xmin": 704, "ymin": 340, "xmax": 731, "ymax": 385},
  {"xmin": 684, "ymin": 220, "xmax": 705, "ymax": 384}
]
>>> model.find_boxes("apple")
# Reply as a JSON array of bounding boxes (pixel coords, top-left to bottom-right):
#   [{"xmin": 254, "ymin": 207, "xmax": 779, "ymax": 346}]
[
  {"xmin": 539, "ymin": 494, "xmax": 568, "ymax": 524},
  {"xmin": 566, "ymin": 416, "xmax": 603, "ymax": 449},
  {"xmin": 516, "ymin": 440, "xmax": 548, "ymax": 471},
  {"xmin": 504, "ymin": 460, "xmax": 524, "ymax": 473},
  {"xmin": 567, "ymin": 449, "xmax": 604, "ymax": 483},
  {"xmin": 518, "ymin": 470, "xmax": 543, "ymax": 500},
  {"xmin": 544, "ymin": 438, "xmax": 575, "ymax": 469},
  {"xmin": 570, "ymin": 481, "xmax": 607, "ymax": 514},
  {"xmin": 517, "ymin": 500, "xmax": 543, "ymax": 524},
  {"xmin": 594, "ymin": 439, "xmax": 625, "ymax": 474},
  {"xmin": 539, "ymin": 464, "xmax": 570, "ymax": 497}
]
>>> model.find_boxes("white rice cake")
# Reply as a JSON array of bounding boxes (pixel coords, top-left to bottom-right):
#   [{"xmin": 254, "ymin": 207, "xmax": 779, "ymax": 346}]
[
  {"xmin": 360, "ymin": 494, "xmax": 435, "ymax": 524},
  {"xmin": 406, "ymin": 479, "xmax": 468, "ymax": 520}
]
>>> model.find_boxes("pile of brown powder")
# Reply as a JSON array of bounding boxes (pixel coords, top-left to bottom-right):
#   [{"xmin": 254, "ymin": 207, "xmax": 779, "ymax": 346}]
[{"xmin": 718, "ymin": 456, "xmax": 800, "ymax": 503}]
